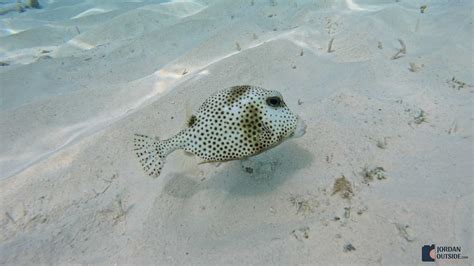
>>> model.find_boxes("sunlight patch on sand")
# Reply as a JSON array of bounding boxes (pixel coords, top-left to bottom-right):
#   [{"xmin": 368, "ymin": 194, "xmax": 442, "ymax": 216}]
[
  {"xmin": 153, "ymin": 69, "xmax": 185, "ymax": 94},
  {"xmin": 0, "ymin": 27, "xmax": 21, "ymax": 36},
  {"xmin": 140, "ymin": 0, "xmax": 207, "ymax": 18},
  {"xmin": 345, "ymin": 0, "xmax": 384, "ymax": 12},
  {"xmin": 67, "ymin": 38, "xmax": 96, "ymax": 50},
  {"xmin": 198, "ymin": 69, "xmax": 209, "ymax": 76},
  {"xmin": 345, "ymin": 0, "xmax": 365, "ymax": 11},
  {"xmin": 71, "ymin": 8, "xmax": 112, "ymax": 19}
]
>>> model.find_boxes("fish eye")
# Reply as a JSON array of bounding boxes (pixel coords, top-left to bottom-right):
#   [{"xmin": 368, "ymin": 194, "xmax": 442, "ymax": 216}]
[{"xmin": 266, "ymin": 96, "xmax": 282, "ymax": 107}]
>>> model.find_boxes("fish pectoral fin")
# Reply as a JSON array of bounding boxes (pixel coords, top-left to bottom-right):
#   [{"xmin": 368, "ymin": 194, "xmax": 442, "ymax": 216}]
[
  {"xmin": 198, "ymin": 158, "xmax": 236, "ymax": 165},
  {"xmin": 198, "ymin": 161, "xmax": 224, "ymax": 168},
  {"xmin": 262, "ymin": 124, "xmax": 273, "ymax": 137},
  {"xmin": 183, "ymin": 151, "xmax": 195, "ymax": 157},
  {"xmin": 259, "ymin": 124, "xmax": 273, "ymax": 142},
  {"xmin": 198, "ymin": 160, "xmax": 216, "ymax": 165}
]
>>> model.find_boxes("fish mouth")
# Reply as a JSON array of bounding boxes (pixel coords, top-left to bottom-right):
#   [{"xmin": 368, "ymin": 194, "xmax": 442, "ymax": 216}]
[{"xmin": 291, "ymin": 116, "xmax": 306, "ymax": 138}]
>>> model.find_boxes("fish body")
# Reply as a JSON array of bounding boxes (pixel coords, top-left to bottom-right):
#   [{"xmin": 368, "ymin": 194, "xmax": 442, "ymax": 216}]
[{"xmin": 134, "ymin": 85, "xmax": 306, "ymax": 177}]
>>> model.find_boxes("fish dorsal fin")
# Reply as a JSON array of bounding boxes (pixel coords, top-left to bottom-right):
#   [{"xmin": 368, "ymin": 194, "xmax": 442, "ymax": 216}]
[{"xmin": 184, "ymin": 99, "xmax": 196, "ymax": 128}]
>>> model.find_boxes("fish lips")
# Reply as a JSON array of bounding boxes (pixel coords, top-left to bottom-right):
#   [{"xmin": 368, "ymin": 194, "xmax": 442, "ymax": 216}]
[{"xmin": 291, "ymin": 116, "xmax": 307, "ymax": 138}]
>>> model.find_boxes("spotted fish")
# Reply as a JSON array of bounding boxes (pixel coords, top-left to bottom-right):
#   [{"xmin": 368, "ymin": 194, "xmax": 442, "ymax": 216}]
[{"xmin": 134, "ymin": 85, "xmax": 306, "ymax": 177}]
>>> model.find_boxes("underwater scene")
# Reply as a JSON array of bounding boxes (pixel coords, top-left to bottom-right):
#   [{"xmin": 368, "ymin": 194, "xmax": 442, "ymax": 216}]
[{"xmin": 0, "ymin": 0, "xmax": 472, "ymax": 264}]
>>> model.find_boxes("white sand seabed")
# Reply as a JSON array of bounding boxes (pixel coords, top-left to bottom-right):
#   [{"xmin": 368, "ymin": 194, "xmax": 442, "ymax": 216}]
[{"xmin": 0, "ymin": 0, "xmax": 473, "ymax": 264}]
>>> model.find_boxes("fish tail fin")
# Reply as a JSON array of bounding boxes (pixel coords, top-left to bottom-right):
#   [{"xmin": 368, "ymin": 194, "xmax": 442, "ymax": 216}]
[{"xmin": 133, "ymin": 133, "xmax": 176, "ymax": 178}]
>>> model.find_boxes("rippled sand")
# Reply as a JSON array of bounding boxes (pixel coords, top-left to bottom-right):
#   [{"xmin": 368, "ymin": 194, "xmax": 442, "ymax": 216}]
[{"xmin": 1, "ymin": 0, "xmax": 472, "ymax": 264}]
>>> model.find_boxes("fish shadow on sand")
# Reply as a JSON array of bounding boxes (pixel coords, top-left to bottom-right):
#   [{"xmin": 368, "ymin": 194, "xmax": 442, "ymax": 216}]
[{"xmin": 163, "ymin": 143, "xmax": 313, "ymax": 199}]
